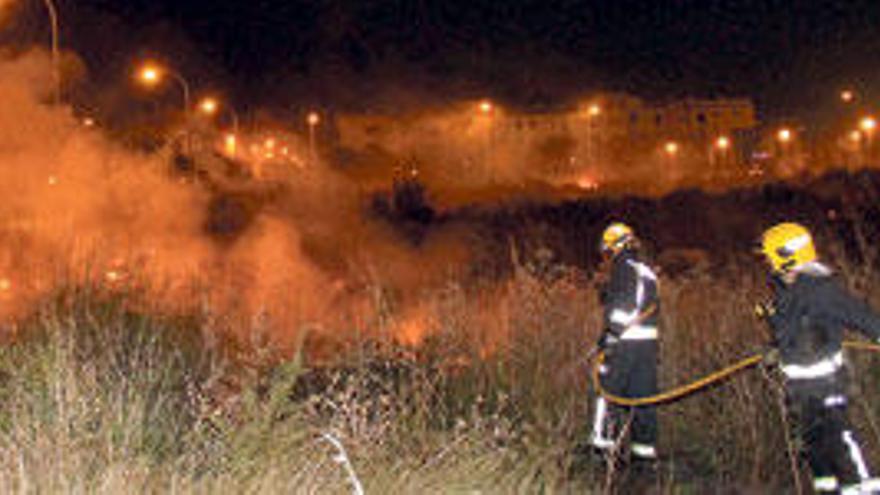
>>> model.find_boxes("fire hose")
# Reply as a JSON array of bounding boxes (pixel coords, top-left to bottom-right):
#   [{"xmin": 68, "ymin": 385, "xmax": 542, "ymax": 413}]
[{"xmin": 591, "ymin": 340, "xmax": 880, "ymax": 407}]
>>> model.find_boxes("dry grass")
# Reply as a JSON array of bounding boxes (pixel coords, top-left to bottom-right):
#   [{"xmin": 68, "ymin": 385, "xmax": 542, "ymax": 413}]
[{"xmin": 0, "ymin": 252, "xmax": 878, "ymax": 494}]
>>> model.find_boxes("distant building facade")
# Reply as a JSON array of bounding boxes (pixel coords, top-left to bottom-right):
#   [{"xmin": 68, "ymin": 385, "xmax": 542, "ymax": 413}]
[{"xmin": 334, "ymin": 93, "xmax": 759, "ymax": 187}]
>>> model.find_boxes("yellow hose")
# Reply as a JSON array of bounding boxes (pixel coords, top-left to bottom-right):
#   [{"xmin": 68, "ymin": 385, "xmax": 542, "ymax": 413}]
[{"xmin": 592, "ymin": 340, "xmax": 880, "ymax": 407}]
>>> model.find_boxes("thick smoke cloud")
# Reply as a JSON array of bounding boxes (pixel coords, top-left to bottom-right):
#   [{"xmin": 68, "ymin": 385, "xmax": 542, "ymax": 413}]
[{"xmin": 0, "ymin": 49, "xmax": 481, "ymax": 352}]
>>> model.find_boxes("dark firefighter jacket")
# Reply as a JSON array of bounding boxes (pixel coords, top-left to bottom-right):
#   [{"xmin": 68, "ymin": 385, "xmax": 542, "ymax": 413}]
[
  {"xmin": 766, "ymin": 262, "xmax": 880, "ymax": 368},
  {"xmin": 601, "ymin": 249, "xmax": 659, "ymax": 339}
]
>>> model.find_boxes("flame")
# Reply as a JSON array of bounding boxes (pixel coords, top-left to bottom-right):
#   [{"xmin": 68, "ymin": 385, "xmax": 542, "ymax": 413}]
[{"xmin": 393, "ymin": 306, "xmax": 436, "ymax": 346}]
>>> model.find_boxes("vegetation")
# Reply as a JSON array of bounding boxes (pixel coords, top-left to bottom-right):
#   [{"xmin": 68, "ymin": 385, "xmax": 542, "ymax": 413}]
[{"xmin": 1, "ymin": 249, "xmax": 880, "ymax": 494}]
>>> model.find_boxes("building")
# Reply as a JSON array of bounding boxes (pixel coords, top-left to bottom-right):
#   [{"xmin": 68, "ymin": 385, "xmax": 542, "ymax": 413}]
[{"xmin": 334, "ymin": 93, "xmax": 759, "ymax": 187}]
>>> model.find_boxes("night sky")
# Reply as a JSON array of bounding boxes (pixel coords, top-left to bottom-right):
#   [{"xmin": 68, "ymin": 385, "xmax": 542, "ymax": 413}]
[{"xmin": 9, "ymin": 1, "xmax": 880, "ymax": 120}]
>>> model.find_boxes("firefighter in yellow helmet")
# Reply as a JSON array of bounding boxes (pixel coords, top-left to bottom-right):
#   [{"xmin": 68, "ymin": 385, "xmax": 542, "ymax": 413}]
[
  {"xmin": 758, "ymin": 222, "xmax": 880, "ymax": 494},
  {"xmin": 590, "ymin": 222, "xmax": 660, "ymax": 466}
]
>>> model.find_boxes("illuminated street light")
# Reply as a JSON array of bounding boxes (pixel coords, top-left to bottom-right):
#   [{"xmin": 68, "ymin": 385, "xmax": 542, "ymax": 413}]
[
  {"xmin": 585, "ymin": 103, "xmax": 602, "ymax": 164},
  {"xmin": 138, "ymin": 65, "xmax": 161, "ymax": 86},
  {"xmin": 849, "ymin": 130, "xmax": 862, "ymax": 143},
  {"xmin": 477, "ymin": 100, "xmax": 496, "ymax": 180},
  {"xmin": 840, "ymin": 90, "xmax": 855, "ymax": 103},
  {"xmin": 861, "ymin": 117, "xmax": 877, "ymax": 160},
  {"xmin": 307, "ymin": 111, "xmax": 320, "ymax": 165},
  {"xmin": 664, "ymin": 141, "xmax": 679, "ymax": 156},
  {"xmin": 224, "ymin": 133, "xmax": 237, "ymax": 156},
  {"xmin": 198, "ymin": 97, "xmax": 218, "ymax": 115},
  {"xmin": 777, "ymin": 128, "xmax": 793, "ymax": 144},
  {"xmin": 198, "ymin": 96, "xmax": 240, "ymax": 135},
  {"xmin": 135, "ymin": 62, "xmax": 191, "ymax": 113},
  {"xmin": 715, "ymin": 136, "xmax": 731, "ymax": 150}
]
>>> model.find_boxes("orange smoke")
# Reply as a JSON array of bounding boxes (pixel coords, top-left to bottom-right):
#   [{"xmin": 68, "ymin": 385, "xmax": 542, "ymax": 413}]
[{"xmin": 0, "ymin": 50, "xmax": 484, "ymax": 354}]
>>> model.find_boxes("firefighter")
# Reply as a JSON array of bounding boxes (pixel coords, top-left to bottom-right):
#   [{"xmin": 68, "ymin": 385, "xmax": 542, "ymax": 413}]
[
  {"xmin": 757, "ymin": 222, "xmax": 880, "ymax": 494},
  {"xmin": 590, "ymin": 222, "xmax": 660, "ymax": 464}
]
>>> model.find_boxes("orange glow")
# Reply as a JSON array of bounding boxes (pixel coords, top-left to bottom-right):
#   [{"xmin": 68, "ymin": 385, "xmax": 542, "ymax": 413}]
[
  {"xmin": 224, "ymin": 134, "xmax": 237, "ymax": 156},
  {"xmin": 587, "ymin": 104, "xmax": 601, "ymax": 117},
  {"xmin": 198, "ymin": 97, "xmax": 219, "ymax": 115},
  {"xmin": 264, "ymin": 137, "xmax": 276, "ymax": 149},
  {"xmin": 664, "ymin": 141, "xmax": 679, "ymax": 155},
  {"xmin": 860, "ymin": 116, "xmax": 877, "ymax": 133},
  {"xmin": 307, "ymin": 111, "xmax": 320, "ymax": 126},
  {"xmin": 479, "ymin": 100, "xmax": 493, "ymax": 114},
  {"xmin": 82, "ymin": 117, "xmax": 95, "ymax": 127},
  {"xmin": 394, "ymin": 308, "xmax": 434, "ymax": 346},
  {"xmin": 715, "ymin": 136, "xmax": 731, "ymax": 150},
  {"xmin": 576, "ymin": 175, "xmax": 599, "ymax": 190},
  {"xmin": 849, "ymin": 130, "xmax": 862, "ymax": 143},
  {"xmin": 47, "ymin": 175, "xmax": 58, "ymax": 186},
  {"xmin": 137, "ymin": 64, "xmax": 162, "ymax": 85},
  {"xmin": 0, "ymin": 278, "xmax": 10, "ymax": 292},
  {"xmin": 841, "ymin": 90, "xmax": 855, "ymax": 103},
  {"xmin": 777, "ymin": 128, "xmax": 793, "ymax": 143}
]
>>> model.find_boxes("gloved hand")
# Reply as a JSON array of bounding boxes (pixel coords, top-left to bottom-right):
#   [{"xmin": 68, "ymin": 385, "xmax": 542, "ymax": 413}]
[
  {"xmin": 754, "ymin": 300, "xmax": 776, "ymax": 319},
  {"xmin": 763, "ymin": 348, "xmax": 781, "ymax": 367},
  {"xmin": 596, "ymin": 332, "xmax": 619, "ymax": 351}
]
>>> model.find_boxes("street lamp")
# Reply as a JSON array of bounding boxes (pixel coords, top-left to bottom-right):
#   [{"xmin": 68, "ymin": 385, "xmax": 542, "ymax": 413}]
[
  {"xmin": 307, "ymin": 111, "xmax": 320, "ymax": 165},
  {"xmin": 198, "ymin": 97, "xmax": 218, "ymax": 115},
  {"xmin": 197, "ymin": 96, "xmax": 240, "ymax": 135},
  {"xmin": 135, "ymin": 62, "xmax": 191, "ymax": 113},
  {"xmin": 223, "ymin": 133, "xmax": 237, "ymax": 157},
  {"xmin": 710, "ymin": 135, "xmax": 731, "ymax": 172},
  {"xmin": 840, "ymin": 89, "xmax": 855, "ymax": 103},
  {"xmin": 664, "ymin": 141, "xmax": 679, "ymax": 156},
  {"xmin": 777, "ymin": 128, "xmax": 793, "ymax": 144},
  {"xmin": 586, "ymin": 103, "xmax": 601, "ymax": 164},
  {"xmin": 860, "ymin": 116, "xmax": 876, "ymax": 160},
  {"xmin": 42, "ymin": 0, "xmax": 60, "ymax": 104},
  {"xmin": 477, "ymin": 99, "xmax": 496, "ymax": 181}
]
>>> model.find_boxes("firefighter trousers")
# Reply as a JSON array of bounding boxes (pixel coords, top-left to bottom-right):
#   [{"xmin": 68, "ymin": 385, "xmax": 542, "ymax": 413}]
[
  {"xmin": 787, "ymin": 374, "xmax": 875, "ymax": 492},
  {"xmin": 591, "ymin": 339, "xmax": 658, "ymax": 457}
]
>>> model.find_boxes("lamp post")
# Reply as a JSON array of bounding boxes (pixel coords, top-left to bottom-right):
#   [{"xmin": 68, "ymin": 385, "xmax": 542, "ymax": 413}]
[
  {"xmin": 478, "ymin": 99, "xmax": 494, "ymax": 182},
  {"xmin": 587, "ymin": 103, "xmax": 601, "ymax": 165},
  {"xmin": 136, "ymin": 62, "xmax": 192, "ymax": 152},
  {"xmin": 136, "ymin": 62, "xmax": 190, "ymax": 114},
  {"xmin": 42, "ymin": 0, "xmax": 59, "ymax": 104},
  {"xmin": 776, "ymin": 127, "xmax": 794, "ymax": 176},
  {"xmin": 307, "ymin": 111, "xmax": 320, "ymax": 165},
  {"xmin": 860, "ymin": 116, "xmax": 876, "ymax": 162},
  {"xmin": 711, "ymin": 135, "xmax": 731, "ymax": 177},
  {"xmin": 198, "ymin": 96, "xmax": 240, "ymax": 135}
]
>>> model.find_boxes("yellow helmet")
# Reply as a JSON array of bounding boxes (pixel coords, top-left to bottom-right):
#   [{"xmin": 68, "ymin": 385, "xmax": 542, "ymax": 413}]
[
  {"xmin": 601, "ymin": 222, "xmax": 635, "ymax": 255},
  {"xmin": 759, "ymin": 222, "xmax": 817, "ymax": 273}
]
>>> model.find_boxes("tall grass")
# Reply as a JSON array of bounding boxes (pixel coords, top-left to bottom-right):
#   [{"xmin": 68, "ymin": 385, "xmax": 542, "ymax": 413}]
[{"xmin": 0, "ymin": 253, "xmax": 879, "ymax": 494}]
